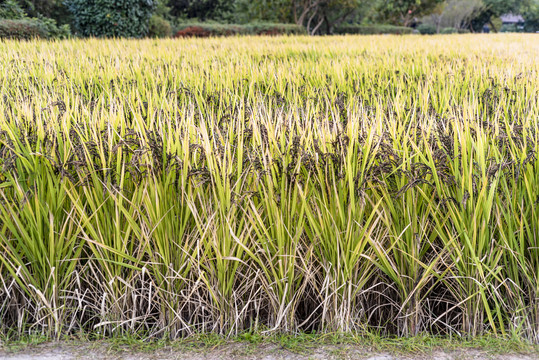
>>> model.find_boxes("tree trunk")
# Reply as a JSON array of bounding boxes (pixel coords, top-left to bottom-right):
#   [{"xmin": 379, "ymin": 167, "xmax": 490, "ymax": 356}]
[
  {"xmin": 296, "ymin": 0, "xmax": 321, "ymax": 27},
  {"xmin": 311, "ymin": 16, "xmax": 325, "ymax": 35}
]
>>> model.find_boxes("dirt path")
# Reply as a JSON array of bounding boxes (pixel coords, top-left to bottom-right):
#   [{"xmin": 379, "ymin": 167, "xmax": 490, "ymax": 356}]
[{"xmin": 1, "ymin": 342, "xmax": 538, "ymax": 360}]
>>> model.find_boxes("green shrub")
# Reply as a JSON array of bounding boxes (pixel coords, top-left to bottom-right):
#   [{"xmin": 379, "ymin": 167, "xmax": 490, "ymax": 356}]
[
  {"xmin": 0, "ymin": 0, "xmax": 70, "ymax": 40},
  {"xmin": 0, "ymin": 18, "xmax": 70, "ymax": 40},
  {"xmin": 417, "ymin": 23, "xmax": 437, "ymax": 35},
  {"xmin": 333, "ymin": 24, "xmax": 413, "ymax": 35},
  {"xmin": 65, "ymin": 0, "xmax": 155, "ymax": 38},
  {"xmin": 148, "ymin": 15, "xmax": 172, "ymax": 38},
  {"xmin": 173, "ymin": 22, "xmax": 306, "ymax": 37},
  {"xmin": 242, "ymin": 22, "xmax": 307, "ymax": 35},
  {"xmin": 440, "ymin": 27, "xmax": 457, "ymax": 34},
  {"xmin": 0, "ymin": 19, "xmax": 47, "ymax": 39},
  {"xmin": 174, "ymin": 23, "xmax": 239, "ymax": 37},
  {"xmin": 35, "ymin": 16, "xmax": 71, "ymax": 39},
  {"xmin": 500, "ymin": 24, "xmax": 524, "ymax": 33}
]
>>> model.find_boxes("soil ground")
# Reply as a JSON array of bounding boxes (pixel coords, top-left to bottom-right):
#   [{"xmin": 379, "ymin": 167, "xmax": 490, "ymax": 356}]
[{"xmin": 1, "ymin": 342, "xmax": 538, "ymax": 360}]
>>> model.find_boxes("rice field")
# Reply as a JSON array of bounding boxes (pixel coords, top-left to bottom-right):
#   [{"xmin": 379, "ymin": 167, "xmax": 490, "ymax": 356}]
[{"xmin": 0, "ymin": 34, "xmax": 538, "ymax": 341}]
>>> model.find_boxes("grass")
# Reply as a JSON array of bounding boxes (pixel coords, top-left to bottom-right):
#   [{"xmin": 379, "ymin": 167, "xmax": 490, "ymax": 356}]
[
  {"xmin": 2, "ymin": 331, "xmax": 539, "ymax": 356},
  {"xmin": 0, "ymin": 34, "xmax": 538, "ymax": 343}
]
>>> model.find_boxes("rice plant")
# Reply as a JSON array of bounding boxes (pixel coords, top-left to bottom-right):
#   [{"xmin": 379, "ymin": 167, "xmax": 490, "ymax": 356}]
[{"xmin": 0, "ymin": 34, "xmax": 538, "ymax": 341}]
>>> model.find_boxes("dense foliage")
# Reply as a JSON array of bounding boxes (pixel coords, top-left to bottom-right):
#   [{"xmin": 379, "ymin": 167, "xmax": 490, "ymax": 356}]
[
  {"xmin": 148, "ymin": 14, "xmax": 172, "ymax": 37},
  {"xmin": 173, "ymin": 22, "xmax": 306, "ymax": 36},
  {"xmin": 417, "ymin": 22, "xmax": 437, "ymax": 33},
  {"xmin": 0, "ymin": 0, "xmax": 27, "ymax": 19},
  {"xmin": 168, "ymin": 0, "xmax": 234, "ymax": 20},
  {"xmin": 0, "ymin": 18, "xmax": 45, "ymax": 38},
  {"xmin": 0, "ymin": 0, "xmax": 70, "ymax": 39},
  {"xmin": 521, "ymin": 0, "xmax": 539, "ymax": 32},
  {"xmin": 374, "ymin": 0, "xmax": 443, "ymax": 26},
  {"xmin": 0, "ymin": 35, "xmax": 538, "ymax": 340},
  {"xmin": 65, "ymin": 0, "xmax": 155, "ymax": 37},
  {"xmin": 469, "ymin": 0, "xmax": 522, "ymax": 31}
]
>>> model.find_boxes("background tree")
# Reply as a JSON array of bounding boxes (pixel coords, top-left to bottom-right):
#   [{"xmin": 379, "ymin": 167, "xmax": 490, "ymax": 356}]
[
  {"xmin": 234, "ymin": 0, "xmax": 294, "ymax": 23},
  {"xmin": 16, "ymin": 0, "xmax": 55, "ymax": 17},
  {"xmin": 521, "ymin": 0, "xmax": 539, "ymax": 31},
  {"xmin": 65, "ymin": 0, "xmax": 155, "ymax": 37},
  {"xmin": 316, "ymin": 0, "xmax": 368, "ymax": 34},
  {"xmin": 0, "ymin": 0, "xmax": 27, "ymax": 19},
  {"xmin": 375, "ymin": 0, "xmax": 443, "ymax": 26},
  {"xmin": 470, "ymin": 0, "xmax": 523, "ymax": 31},
  {"xmin": 0, "ymin": 0, "xmax": 71, "ymax": 25},
  {"xmin": 291, "ymin": 0, "xmax": 368, "ymax": 34},
  {"xmin": 233, "ymin": 0, "xmax": 368, "ymax": 34},
  {"xmin": 148, "ymin": 0, "xmax": 172, "ymax": 37},
  {"xmin": 168, "ymin": 0, "xmax": 234, "ymax": 21},
  {"xmin": 441, "ymin": 0, "xmax": 484, "ymax": 29},
  {"xmin": 422, "ymin": 0, "xmax": 484, "ymax": 31}
]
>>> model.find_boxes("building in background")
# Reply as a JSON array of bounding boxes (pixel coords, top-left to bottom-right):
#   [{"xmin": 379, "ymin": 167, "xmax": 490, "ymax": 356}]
[{"xmin": 500, "ymin": 13, "xmax": 525, "ymax": 32}]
